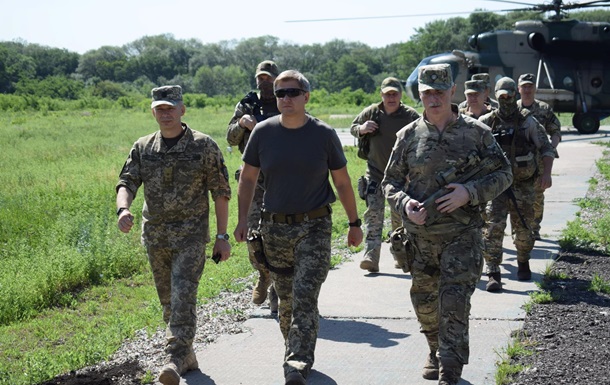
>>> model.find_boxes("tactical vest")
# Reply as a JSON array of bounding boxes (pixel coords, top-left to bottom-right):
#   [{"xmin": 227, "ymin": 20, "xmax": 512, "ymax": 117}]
[{"xmin": 489, "ymin": 110, "xmax": 537, "ymax": 181}]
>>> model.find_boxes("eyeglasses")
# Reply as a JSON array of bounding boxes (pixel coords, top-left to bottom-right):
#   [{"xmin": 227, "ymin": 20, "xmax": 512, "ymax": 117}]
[{"xmin": 274, "ymin": 88, "xmax": 305, "ymax": 98}]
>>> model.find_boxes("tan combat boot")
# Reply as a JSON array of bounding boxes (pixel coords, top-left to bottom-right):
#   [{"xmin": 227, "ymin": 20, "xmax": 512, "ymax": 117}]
[
  {"xmin": 421, "ymin": 352, "xmax": 439, "ymax": 380},
  {"xmin": 252, "ymin": 269, "xmax": 271, "ymax": 305},
  {"xmin": 158, "ymin": 348, "xmax": 198, "ymax": 385},
  {"xmin": 359, "ymin": 249, "xmax": 380, "ymax": 273}
]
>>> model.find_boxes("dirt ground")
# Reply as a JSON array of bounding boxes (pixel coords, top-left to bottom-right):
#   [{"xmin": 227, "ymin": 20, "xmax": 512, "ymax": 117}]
[{"xmin": 508, "ymin": 249, "xmax": 610, "ymax": 385}]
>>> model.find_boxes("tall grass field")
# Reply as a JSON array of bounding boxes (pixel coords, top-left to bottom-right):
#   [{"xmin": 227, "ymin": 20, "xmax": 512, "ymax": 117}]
[{"xmin": 0, "ymin": 105, "xmax": 367, "ymax": 384}]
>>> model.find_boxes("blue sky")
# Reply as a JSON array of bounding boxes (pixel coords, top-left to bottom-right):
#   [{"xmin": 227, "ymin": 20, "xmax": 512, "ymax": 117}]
[{"xmin": 2, "ymin": 0, "xmax": 524, "ymax": 53}]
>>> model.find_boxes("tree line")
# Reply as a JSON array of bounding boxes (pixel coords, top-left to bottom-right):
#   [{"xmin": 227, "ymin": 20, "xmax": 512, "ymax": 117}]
[{"xmin": 1, "ymin": 10, "xmax": 609, "ymax": 102}]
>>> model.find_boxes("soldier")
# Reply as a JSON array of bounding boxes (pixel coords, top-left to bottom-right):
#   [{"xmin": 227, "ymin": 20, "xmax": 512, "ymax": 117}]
[
  {"xmin": 116, "ymin": 85, "xmax": 231, "ymax": 385},
  {"xmin": 351, "ymin": 77, "xmax": 419, "ymax": 273},
  {"xmin": 459, "ymin": 79, "xmax": 494, "ymax": 119},
  {"xmin": 234, "ymin": 70, "xmax": 363, "ymax": 385},
  {"xmin": 517, "ymin": 73, "xmax": 561, "ymax": 240},
  {"xmin": 227, "ymin": 60, "xmax": 280, "ymax": 312},
  {"xmin": 382, "ymin": 64, "xmax": 512, "ymax": 385},
  {"xmin": 479, "ymin": 77, "xmax": 555, "ymax": 292},
  {"xmin": 458, "ymin": 73, "xmax": 498, "ymax": 110}
]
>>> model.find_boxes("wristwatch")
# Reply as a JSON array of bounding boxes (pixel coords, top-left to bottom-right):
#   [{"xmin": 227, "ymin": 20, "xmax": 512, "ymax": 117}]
[
  {"xmin": 348, "ymin": 218, "xmax": 362, "ymax": 227},
  {"xmin": 216, "ymin": 233, "xmax": 230, "ymax": 241},
  {"xmin": 116, "ymin": 207, "xmax": 129, "ymax": 217}
]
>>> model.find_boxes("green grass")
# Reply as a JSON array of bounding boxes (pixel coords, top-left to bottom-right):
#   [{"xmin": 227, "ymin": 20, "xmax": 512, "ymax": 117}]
[
  {"xmin": 0, "ymin": 106, "xmax": 369, "ymax": 384},
  {"xmin": 494, "ymin": 336, "xmax": 535, "ymax": 385},
  {"xmin": 589, "ymin": 274, "xmax": 610, "ymax": 294}
]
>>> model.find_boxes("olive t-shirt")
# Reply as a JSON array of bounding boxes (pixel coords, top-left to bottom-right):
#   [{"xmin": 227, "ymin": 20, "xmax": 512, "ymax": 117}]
[{"xmin": 243, "ymin": 115, "xmax": 347, "ymax": 214}]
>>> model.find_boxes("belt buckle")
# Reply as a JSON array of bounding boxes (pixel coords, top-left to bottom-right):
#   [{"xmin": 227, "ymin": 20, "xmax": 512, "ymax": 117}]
[{"xmin": 285, "ymin": 214, "xmax": 296, "ymax": 224}]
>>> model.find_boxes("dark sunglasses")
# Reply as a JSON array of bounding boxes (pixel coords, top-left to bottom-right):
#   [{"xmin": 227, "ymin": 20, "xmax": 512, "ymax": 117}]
[{"xmin": 274, "ymin": 88, "xmax": 305, "ymax": 98}]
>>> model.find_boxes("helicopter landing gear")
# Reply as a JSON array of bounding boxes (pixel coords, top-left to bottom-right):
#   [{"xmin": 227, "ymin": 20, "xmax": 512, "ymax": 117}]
[{"xmin": 573, "ymin": 112, "xmax": 600, "ymax": 135}]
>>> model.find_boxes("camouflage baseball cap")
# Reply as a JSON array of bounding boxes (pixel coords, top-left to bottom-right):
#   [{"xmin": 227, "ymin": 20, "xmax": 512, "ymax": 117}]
[
  {"xmin": 471, "ymin": 73, "xmax": 491, "ymax": 88},
  {"xmin": 418, "ymin": 64, "xmax": 454, "ymax": 91},
  {"xmin": 151, "ymin": 85, "xmax": 182, "ymax": 108},
  {"xmin": 255, "ymin": 60, "xmax": 279, "ymax": 78},
  {"xmin": 495, "ymin": 77, "xmax": 517, "ymax": 97},
  {"xmin": 464, "ymin": 79, "xmax": 486, "ymax": 94},
  {"xmin": 381, "ymin": 77, "xmax": 403, "ymax": 93},
  {"xmin": 518, "ymin": 73, "xmax": 536, "ymax": 86}
]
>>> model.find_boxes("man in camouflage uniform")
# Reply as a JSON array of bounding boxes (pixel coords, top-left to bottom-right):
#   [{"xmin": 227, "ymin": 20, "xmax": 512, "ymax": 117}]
[
  {"xmin": 479, "ymin": 77, "xmax": 555, "ymax": 292},
  {"xmin": 383, "ymin": 64, "xmax": 512, "ymax": 385},
  {"xmin": 227, "ymin": 60, "xmax": 280, "ymax": 311},
  {"xmin": 234, "ymin": 70, "xmax": 363, "ymax": 385},
  {"xmin": 458, "ymin": 73, "xmax": 498, "ymax": 110},
  {"xmin": 351, "ymin": 77, "xmax": 419, "ymax": 273},
  {"xmin": 459, "ymin": 79, "xmax": 494, "ymax": 119},
  {"xmin": 517, "ymin": 73, "xmax": 561, "ymax": 240},
  {"xmin": 116, "ymin": 85, "xmax": 231, "ymax": 385}
]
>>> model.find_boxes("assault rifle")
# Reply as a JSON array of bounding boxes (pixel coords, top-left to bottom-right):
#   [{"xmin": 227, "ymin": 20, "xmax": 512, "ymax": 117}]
[
  {"xmin": 240, "ymin": 91, "xmax": 265, "ymax": 122},
  {"xmin": 418, "ymin": 151, "xmax": 504, "ymax": 226}
]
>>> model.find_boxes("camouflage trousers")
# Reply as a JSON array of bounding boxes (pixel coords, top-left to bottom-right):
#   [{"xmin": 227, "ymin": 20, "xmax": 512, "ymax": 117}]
[
  {"xmin": 363, "ymin": 186, "xmax": 402, "ymax": 262},
  {"xmin": 484, "ymin": 179, "xmax": 535, "ymax": 274},
  {"xmin": 145, "ymin": 235, "xmax": 206, "ymax": 359},
  {"xmin": 408, "ymin": 227, "xmax": 483, "ymax": 365},
  {"xmin": 533, "ymin": 172, "xmax": 545, "ymax": 233},
  {"xmin": 259, "ymin": 215, "xmax": 332, "ymax": 378}
]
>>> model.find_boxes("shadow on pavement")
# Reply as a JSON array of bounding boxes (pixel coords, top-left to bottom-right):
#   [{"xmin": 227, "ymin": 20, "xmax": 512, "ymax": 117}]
[{"xmin": 317, "ymin": 317, "xmax": 409, "ymax": 347}]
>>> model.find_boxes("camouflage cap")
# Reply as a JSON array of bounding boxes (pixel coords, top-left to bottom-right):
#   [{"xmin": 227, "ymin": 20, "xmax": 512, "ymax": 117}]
[
  {"xmin": 495, "ymin": 77, "xmax": 517, "ymax": 97},
  {"xmin": 151, "ymin": 85, "xmax": 182, "ymax": 108},
  {"xmin": 518, "ymin": 73, "xmax": 536, "ymax": 86},
  {"xmin": 464, "ymin": 79, "xmax": 486, "ymax": 94},
  {"xmin": 471, "ymin": 73, "xmax": 491, "ymax": 88},
  {"xmin": 418, "ymin": 64, "xmax": 454, "ymax": 91},
  {"xmin": 381, "ymin": 77, "xmax": 403, "ymax": 93},
  {"xmin": 255, "ymin": 60, "xmax": 279, "ymax": 78}
]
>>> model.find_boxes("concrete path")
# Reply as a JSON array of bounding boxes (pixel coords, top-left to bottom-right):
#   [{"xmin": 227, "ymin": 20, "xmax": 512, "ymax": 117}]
[{"xmin": 175, "ymin": 127, "xmax": 609, "ymax": 385}]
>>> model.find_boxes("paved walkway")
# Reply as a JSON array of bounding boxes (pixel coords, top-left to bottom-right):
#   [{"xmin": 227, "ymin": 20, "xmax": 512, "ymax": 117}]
[{"xmin": 175, "ymin": 127, "xmax": 609, "ymax": 385}]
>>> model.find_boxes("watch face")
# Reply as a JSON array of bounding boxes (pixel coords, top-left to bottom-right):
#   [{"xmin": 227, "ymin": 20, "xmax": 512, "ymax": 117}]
[{"xmin": 217, "ymin": 233, "xmax": 229, "ymax": 240}]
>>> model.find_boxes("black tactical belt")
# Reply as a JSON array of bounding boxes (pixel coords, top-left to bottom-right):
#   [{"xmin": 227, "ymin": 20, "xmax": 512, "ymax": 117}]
[{"xmin": 261, "ymin": 205, "xmax": 332, "ymax": 224}]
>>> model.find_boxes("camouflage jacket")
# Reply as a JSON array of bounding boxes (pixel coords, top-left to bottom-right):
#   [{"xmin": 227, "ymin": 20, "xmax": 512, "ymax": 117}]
[
  {"xmin": 517, "ymin": 99, "xmax": 561, "ymax": 141},
  {"xmin": 350, "ymin": 102, "xmax": 420, "ymax": 182},
  {"xmin": 382, "ymin": 113, "xmax": 513, "ymax": 235},
  {"xmin": 479, "ymin": 109, "xmax": 555, "ymax": 181},
  {"xmin": 226, "ymin": 92, "xmax": 280, "ymax": 153},
  {"xmin": 117, "ymin": 123, "xmax": 231, "ymax": 243}
]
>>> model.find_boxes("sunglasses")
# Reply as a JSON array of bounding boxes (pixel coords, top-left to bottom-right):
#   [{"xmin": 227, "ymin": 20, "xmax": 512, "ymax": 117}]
[{"xmin": 274, "ymin": 88, "xmax": 305, "ymax": 98}]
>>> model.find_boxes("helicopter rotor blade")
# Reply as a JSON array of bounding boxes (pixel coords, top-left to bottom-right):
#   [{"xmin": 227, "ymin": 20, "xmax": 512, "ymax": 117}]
[{"xmin": 285, "ymin": 8, "xmax": 521, "ymax": 23}]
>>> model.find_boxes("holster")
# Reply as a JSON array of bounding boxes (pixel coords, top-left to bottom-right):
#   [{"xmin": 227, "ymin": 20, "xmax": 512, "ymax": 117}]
[
  {"xmin": 247, "ymin": 231, "xmax": 294, "ymax": 276},
  {"xmin": 388, "ymin": 226, "xmax": 412, "ymax": 273},
  {"xmin": 357, "ymin": 176, "xmax": 367, "ymax": 200}
]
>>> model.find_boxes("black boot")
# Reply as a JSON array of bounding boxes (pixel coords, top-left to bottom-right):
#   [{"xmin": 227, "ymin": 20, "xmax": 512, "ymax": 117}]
[
  {"xmin": 438, "ymin": 357, "xmax": 463, "ymax": 385},
  {"xmin": 486, "ymin": 272, "xmax": 502, "ymax": 292},
  {"xmin": 517, "ymin": 261, "xmax": 532, "ymax": 281}
]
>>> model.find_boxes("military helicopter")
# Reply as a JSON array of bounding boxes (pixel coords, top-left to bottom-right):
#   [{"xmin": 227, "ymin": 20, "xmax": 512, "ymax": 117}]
[{"xmin": 405, "ymin": 0, "xmax": 610, "ymax": 134}]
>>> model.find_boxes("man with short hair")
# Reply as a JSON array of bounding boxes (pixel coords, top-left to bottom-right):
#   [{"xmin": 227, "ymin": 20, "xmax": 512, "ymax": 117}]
[
  {"xmin": 459, "ymin": 79, "xmax": 494, "ymax": 119},
  {"xmin": 458, "ymin": 73, "xmax": 498, "ymax": 110},
  {"xmin": 117, "ymin": 85, "xmax": 231, "ymax": 385},
  {"xmin": 351, "ymin": 77, "xmax": 419, "ymax": 273},
  {"xmin": 227, "ymin": 60, "xmax": 280, "ymax": 311},
  {"xmin": 234, "ymin": 70, "xmax": 363, "ymax": 385},
  {"xmin": 479, "ymin": 77, "xmax": 555, "ymax": 292},
  {"xmin": 517, "ymin": 73, "xmax": 561, "ymax": 240},
  {"xmin": 383, "ymin": 64, "xmax": 512, "ymax": 385}
]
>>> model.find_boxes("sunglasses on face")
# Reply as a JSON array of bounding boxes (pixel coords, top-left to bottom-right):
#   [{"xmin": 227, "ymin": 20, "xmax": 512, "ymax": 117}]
[{"xmin": 274, "ymin": 88, "xmax": 305, "ymax": 98}]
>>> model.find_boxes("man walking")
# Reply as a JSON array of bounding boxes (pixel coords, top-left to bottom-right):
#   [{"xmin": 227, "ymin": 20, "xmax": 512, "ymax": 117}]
[{"xmin": 351, "ymin": 77, "xmax": 419, "ymax": 273}]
